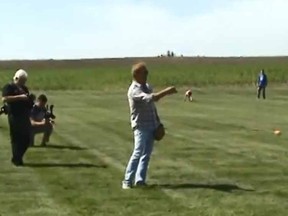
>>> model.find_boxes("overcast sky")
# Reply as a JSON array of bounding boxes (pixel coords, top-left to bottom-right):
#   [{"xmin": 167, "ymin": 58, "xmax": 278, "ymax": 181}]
[{"xmin": 0, "ymin": 0, "xmax": 288, "ymax": 59}]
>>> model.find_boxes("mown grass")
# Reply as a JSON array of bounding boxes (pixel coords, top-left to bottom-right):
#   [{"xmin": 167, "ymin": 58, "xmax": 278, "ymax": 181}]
[
  {"xmin": 0, "ymin": 57, "xmax": 288, "ymax": 90},
  {"xmin": 0, "ymin": 57, "xmax": 288, "ymax": 215},
  {"xmin": 1, "ymin": 86, "xmax": 288, "ymax": 216}
]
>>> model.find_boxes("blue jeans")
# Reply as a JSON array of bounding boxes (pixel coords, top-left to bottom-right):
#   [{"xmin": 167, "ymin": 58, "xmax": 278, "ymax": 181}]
[{"xmin": 123, "ymin": 128, "xmax": 155, "ymax": 185}]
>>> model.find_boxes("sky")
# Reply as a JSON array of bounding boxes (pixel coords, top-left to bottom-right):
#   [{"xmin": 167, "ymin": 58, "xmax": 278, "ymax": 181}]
[{"xmin": 0, "ymin": 0, "xmax": 288, "ymax": 59}]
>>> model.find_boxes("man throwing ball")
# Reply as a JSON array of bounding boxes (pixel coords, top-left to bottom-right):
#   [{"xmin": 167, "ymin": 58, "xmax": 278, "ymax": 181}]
[{"xmin": 122, "ymin": 62, "xmax": 177, "ymax": 189}]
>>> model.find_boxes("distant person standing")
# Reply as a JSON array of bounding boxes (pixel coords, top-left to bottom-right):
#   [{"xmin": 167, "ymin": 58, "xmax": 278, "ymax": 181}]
[
  {"xmin": 2, "ymin": 69, "xmax": 33, "ymax": 166},
  {"xmin": 257, "ymin": 69, "xmax": 268, "ymax": 99}
]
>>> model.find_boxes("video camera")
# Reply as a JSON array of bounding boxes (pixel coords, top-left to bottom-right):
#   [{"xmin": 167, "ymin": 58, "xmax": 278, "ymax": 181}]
[
  {"xmin": 44, "ymin": 104, "xmax": 56, "ymax": 121},
  {"xmin": 0, "ymin": 104, "xmax": 8, "ymax": 115}
]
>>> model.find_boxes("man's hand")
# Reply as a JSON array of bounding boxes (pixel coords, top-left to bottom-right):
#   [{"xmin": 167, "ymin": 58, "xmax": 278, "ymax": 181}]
[
  {"xmin": 152, "ymin": 86, "xmax": 178, "ymax": 101},
  {"xmin": 165, "ymin": 86, "xmax": 177, "ymax": 95},
  {"xmin": 44, "ymin": 118, "xmax": 54, "ymax": 126}
]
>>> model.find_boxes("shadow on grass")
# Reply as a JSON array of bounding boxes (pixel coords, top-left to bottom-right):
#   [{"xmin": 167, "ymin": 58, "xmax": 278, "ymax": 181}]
[
  {"xmin": 24, "ymin": 162, "xmax": 107, "ymax": 168},
  {"xmin": 31, "ymin": 144, "xmax": 87, "ymax": 151},
  {"xmin": 149, "ymin": 183, "xmax": 254, "ymax": 193}
]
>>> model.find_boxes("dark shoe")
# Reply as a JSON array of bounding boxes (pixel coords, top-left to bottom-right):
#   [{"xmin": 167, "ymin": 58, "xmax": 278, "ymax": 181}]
[
  {"xmin": 11, "ymin": 158, "xmax": 24, "ymax": 167},
  {"xmin": 135, "ymin": 182, "xmax": 148, "ymax": 187},
  {"xmin": 41, "ymin": 141, "xmax": 47, "ymax": 147}
]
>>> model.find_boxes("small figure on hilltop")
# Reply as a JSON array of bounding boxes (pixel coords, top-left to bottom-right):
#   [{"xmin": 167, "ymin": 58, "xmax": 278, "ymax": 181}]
[
  {"xmin": 257, "ymin": 69, "xmax": 268, "ymax": 99},
  {"xmin": 184, "ymin": 89, "xmax": 193, "ymax": 102},
  {"xmin": 167, "ymin": 50, "xmax": 171, "ymax": 57}
]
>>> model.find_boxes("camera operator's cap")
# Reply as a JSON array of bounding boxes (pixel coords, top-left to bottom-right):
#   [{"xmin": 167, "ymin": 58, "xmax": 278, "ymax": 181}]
[{"xmin": 13, "ymin": 69, "xmax": 28, "ymax": 80}]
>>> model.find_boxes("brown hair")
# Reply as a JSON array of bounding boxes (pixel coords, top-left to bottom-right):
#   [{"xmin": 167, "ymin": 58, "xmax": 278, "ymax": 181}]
[
  {"xmin": 38, "ymin": 94, "xmax": 48, "ymax": 103},
  {"xmin": 131, "ymin": 62, "xmax": 147, "ymax": 77}
]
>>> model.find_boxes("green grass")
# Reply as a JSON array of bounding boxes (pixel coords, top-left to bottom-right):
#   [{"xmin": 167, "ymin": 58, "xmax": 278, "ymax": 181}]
[
  {"xmin": 1, "ymin": 86, "xmax": 288, "ymax": 216},
  {"xmin": 1, "ymin": 57, "xmax": 288, "ymax": 90}
]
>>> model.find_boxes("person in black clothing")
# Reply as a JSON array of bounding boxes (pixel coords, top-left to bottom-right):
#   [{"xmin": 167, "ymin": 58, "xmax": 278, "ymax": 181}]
[{"xmin": 2, "ymin": 69, "xmax": 34, "ymax": 166}]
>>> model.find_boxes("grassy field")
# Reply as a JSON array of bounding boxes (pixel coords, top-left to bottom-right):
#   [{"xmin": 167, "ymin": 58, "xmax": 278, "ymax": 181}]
[
  {"xmin": 0, "ymin": 57, "xmax": 288, "ymax": 90},
  {"xmin": 0, "ymin": 57, "xmax": 288, "ymax": 216}
]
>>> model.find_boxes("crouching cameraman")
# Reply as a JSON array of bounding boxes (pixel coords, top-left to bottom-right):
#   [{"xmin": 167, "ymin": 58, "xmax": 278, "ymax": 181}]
[{"xmin": 30, "ymin": 94, "xmax": 54, "ymax": 146}]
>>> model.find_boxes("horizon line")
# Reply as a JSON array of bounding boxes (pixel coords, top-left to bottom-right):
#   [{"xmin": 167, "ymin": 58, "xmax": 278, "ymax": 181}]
[{"xmin": 1, "ymin": 55, "xmax": 288, "ymax": 61}]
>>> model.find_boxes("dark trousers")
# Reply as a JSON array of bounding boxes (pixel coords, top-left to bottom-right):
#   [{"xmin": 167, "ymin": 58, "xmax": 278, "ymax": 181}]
[
  {"xmin": 30, "ymin": 123, "xmax": 53, "ymax": 146},
  {"xmin": 257, "ymin": 86, "xmax": 266, "ymax": 99},
  {"xmin": 8, "ymin": 115, "xmax": 31, "ymax": 162}
]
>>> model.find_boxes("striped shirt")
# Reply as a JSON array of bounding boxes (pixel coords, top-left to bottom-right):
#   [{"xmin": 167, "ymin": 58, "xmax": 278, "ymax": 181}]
[{"xmin": 128, "ymin": 81, "xmax": 160, "ymax": 130}]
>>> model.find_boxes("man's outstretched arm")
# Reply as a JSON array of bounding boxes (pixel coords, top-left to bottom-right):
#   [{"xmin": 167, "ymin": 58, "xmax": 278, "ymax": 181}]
[
  {"xmin": 132, "ymin": 86, "xmax": 177, "ymax": 103},
  {"xmin": 152, "ymin": 86, "xmax": 177, "ymax": 102}
]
